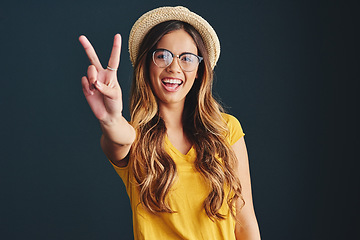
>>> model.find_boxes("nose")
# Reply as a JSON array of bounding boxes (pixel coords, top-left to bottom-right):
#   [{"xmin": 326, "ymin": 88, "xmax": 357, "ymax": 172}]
[{"xmin": 166, "ymin": 56, "xmax": 182, "ymax": 73}]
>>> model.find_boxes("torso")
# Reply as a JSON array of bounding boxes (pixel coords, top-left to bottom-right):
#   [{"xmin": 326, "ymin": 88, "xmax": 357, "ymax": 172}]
[{"xmin": 110, "ymin": 113, "xmax": 244, "ymax": 240}]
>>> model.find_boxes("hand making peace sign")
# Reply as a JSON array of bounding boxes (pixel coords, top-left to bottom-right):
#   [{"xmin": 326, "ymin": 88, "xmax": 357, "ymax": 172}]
[{"xmin": 79, "ymin": 34, "xmax": 123, "ymax": 124}]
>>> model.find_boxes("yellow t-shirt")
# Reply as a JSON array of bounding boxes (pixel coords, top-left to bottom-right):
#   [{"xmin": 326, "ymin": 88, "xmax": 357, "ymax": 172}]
[{"xmin": 110, "ymin": 113, "xmax": 244, "ymax": 240}]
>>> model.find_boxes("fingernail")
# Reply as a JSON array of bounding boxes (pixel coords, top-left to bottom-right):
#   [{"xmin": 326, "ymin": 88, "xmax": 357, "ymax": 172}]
[{"xmin": 95, "ymin": 81, "xmax": 101, "ymax": 89}]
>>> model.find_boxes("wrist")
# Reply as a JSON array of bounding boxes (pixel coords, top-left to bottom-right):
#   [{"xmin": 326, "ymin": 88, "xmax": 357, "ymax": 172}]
[
  {"xmin": 99, "ymin": 114, "xmax": 124, "ymax": 127},
  {"xmin": 99, "ymin": 116, "xmax": 135, "ymax": 146}
]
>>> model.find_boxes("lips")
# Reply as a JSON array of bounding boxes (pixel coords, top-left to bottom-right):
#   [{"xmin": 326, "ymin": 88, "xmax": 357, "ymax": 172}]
[{"xmin": 161, "ymin": 78, "xmax": 183, "ymax": 92}]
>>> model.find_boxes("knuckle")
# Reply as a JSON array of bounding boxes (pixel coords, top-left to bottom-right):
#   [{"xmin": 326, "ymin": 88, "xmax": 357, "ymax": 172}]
[{"xmin": 87, "ymin": 64, "xmax": 95, "ymax": 70}]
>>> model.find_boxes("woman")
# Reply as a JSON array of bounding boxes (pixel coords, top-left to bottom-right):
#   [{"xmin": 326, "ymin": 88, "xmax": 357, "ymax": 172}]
[{"xmin": 79, "ymin": 6, "xmax": 260, "ymax": 240}]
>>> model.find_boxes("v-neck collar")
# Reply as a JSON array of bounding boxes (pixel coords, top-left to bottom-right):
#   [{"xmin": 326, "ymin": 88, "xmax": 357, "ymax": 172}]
[{"xmin": 164, "ymin": 135, "xmax": 195, "ymax": 158}]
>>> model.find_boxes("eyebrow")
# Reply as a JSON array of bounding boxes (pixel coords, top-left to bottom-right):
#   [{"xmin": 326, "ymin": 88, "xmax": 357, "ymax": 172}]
[{"xmin": 155, "ymin": 48, "xmax": 198, "ymax": 56}]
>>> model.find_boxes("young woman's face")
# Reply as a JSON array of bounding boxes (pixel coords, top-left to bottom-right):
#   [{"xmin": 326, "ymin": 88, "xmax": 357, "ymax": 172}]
[{"xmin": 149, "ymin": 29, "xmax": 199, "ymax": 107}]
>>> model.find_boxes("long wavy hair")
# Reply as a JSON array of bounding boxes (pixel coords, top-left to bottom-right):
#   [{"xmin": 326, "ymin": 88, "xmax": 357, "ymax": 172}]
[{"xmin": 129, "ymin": 20, "xmax": 244, "ymax": 220}]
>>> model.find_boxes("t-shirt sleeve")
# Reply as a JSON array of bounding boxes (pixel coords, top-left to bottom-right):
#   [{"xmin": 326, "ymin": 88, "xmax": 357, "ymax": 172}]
[
  {"xmin": 221, "ymin": 113, "xmax": 245, "ymax": 145},
  {"xmin": 109, "ymin": 159, "xmax": 131, "ymax": 190}
]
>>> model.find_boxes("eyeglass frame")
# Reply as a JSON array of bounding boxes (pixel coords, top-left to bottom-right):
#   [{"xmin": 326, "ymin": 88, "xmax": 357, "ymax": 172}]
[{"xmin": 151, "ymin": 48, "xmax": 203, "ymax": 72}]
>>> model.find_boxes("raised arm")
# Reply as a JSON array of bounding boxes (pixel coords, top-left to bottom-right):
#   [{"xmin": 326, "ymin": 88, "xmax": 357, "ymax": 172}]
[
  {"xmin": 79, "ymin": 34, "xmax": 135, "ymax": 166},
  {"xmin": 233, "ymin": 137, "xmax": 261, "ymax": 239}
]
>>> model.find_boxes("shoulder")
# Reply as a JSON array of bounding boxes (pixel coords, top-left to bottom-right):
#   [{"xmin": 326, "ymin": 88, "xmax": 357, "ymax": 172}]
[
  {"xmin": 221, "ymin": 113, "xmax": 239, "ymax": 125},
  {"xmin": 221, "ymin": 113, "xmax": 245, "ymax": 145},
  {"xmin": 220, "ymin": 113, "xmax": 243, "ymax": 131}
]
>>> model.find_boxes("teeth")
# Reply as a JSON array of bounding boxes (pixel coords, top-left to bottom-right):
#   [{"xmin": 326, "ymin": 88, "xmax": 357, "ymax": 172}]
[{"xmin": 162, "ymin": 79, "xmax": 182, "ymax": 84}]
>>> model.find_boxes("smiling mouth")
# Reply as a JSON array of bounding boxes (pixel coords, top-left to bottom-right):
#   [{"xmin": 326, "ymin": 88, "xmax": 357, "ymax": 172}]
[{"xmin": 161, "ymin": 78, "xmax": 183, "ymax": 92}]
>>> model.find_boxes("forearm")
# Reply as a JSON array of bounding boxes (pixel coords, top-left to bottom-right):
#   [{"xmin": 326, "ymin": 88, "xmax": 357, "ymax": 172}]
[
  {"xmin": 235, "ymin": 209, "xmax": 261, "ymax": 240},
  {"xmin": 100, "ymin": 116, "xmax": 136, "ymax": 164}
]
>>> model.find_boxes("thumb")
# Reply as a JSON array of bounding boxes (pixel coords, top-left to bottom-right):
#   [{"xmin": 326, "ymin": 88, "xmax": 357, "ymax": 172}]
[{"xmin": 95, "ymin": 80, "xmax": 120, "ymax": 100}]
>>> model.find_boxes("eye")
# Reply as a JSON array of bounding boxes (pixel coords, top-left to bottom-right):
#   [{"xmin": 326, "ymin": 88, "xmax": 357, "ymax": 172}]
[
  {"xmin": 181, "ymin": 54, "xmax": 195, "ymax": 63},
  {"xmin": 155, "ymin": 54, "xmax": 167, "ymax": 60},
  {"xmin": 155, "ymin": 50, "xmax": 172, "ymax": 60}
]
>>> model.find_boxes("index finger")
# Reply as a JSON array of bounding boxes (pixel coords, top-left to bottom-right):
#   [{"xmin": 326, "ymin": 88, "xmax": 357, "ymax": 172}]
[
  {"xmin": 107, "ymin": 34, "xmax": 122, "ymax": 70},
  {"xmin": 79, "ymin": 35, "xmax": 103, "ymax": 71}
]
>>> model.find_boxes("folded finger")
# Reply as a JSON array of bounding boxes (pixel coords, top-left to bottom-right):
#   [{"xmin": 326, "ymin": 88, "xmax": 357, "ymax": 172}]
[
  {"xmin": 79, "ymin": 35, "xmax": 103, "ymax": 71},
  {"xmin": 107, "ymin": 34, "xmax": 122, "ymax": 71},
  {"xmin": 87, "ymin": 65, "xmax": 98, "ymax": 90},
  {"xmin": 81, "ymin": 76, "xmax": 94, "ymax": 96}
]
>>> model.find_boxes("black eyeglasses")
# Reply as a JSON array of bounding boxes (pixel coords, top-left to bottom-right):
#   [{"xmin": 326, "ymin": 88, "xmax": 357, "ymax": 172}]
[{"xmin": 152, "ymin": 49, "xmax": 203, "ymax": 72}]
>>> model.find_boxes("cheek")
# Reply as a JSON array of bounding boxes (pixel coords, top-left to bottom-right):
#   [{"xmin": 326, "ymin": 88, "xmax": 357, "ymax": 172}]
[
  {"xmin": 148, "ymin": 63, "xmax": 165, "ymax": 98},
  {"xmin": 149, "ymin": 62, "xmax": 155, "ymax": 78},
  {"xmin": 187, "ymin": 70, "xmax": 198, "ymax": 83},
  {"xmin": 149, "ymin": 63, "xmax": 160, "ymax": 84}
]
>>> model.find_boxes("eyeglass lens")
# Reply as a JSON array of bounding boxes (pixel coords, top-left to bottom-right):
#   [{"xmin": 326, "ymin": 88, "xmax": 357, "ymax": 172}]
[{"xmin": 153, "ymin": 49, "xmax": 201, "ymax": 72}]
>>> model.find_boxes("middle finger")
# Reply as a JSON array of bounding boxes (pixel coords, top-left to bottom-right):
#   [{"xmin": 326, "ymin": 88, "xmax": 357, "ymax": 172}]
[{"xmin": 107, "ymin": 34, "xmax": 122, "ymax": 71}]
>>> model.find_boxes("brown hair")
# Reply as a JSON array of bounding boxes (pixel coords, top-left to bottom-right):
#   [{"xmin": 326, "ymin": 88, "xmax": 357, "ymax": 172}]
[{"xmin": 129, "ymin": 20, "xmax": 244, "ymax": 220}]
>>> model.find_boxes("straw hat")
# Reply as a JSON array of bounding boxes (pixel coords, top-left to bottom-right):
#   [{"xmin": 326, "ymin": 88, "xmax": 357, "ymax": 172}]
[{"xmin": 128, "ymin": 6, "xmax": 220, "ymax": 69}]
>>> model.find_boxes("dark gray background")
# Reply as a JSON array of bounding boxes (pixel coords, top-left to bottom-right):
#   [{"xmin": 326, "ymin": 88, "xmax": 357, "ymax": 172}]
[{"xmin": 1, "ymin": 0, "xmax": 358, "ymax": 239}]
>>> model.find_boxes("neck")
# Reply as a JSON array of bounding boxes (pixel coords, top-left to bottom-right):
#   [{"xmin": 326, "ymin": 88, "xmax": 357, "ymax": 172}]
[{"xmin": 158, "ymin": 102, "xmax": 185, "ymax": 130}]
